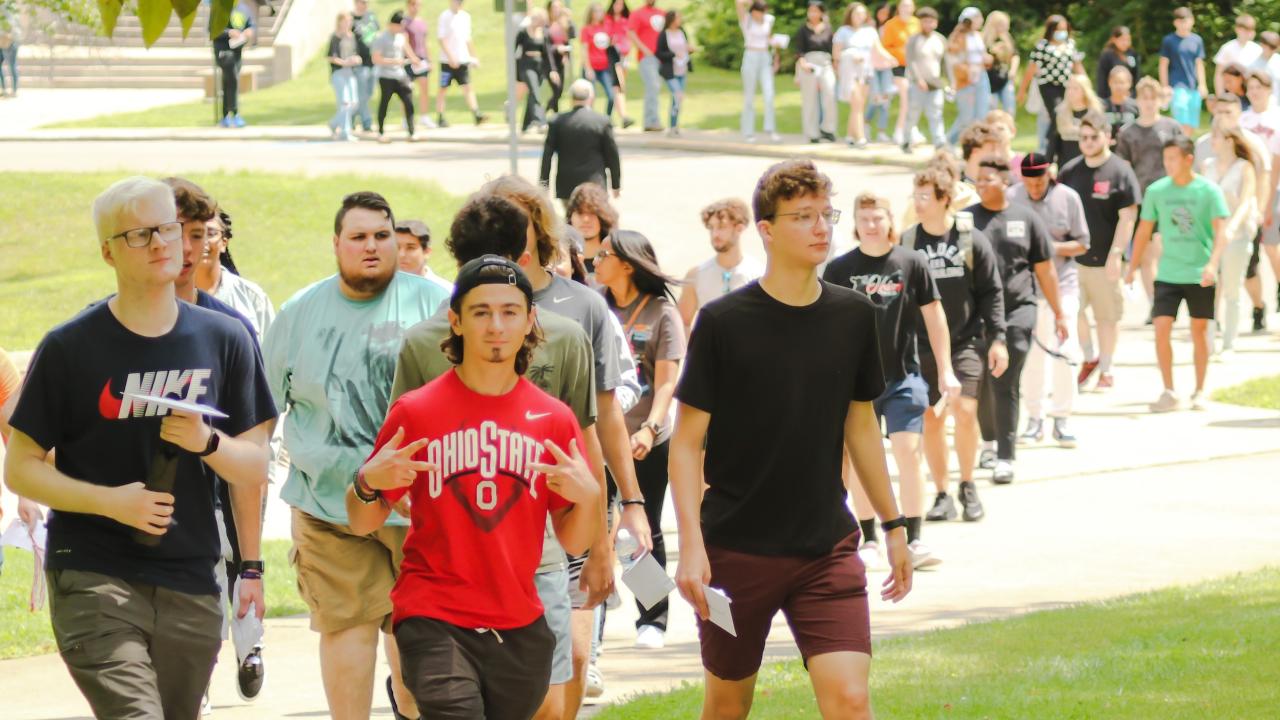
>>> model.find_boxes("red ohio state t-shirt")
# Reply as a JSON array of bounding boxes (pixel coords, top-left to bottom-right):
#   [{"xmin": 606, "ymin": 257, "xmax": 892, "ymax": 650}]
[{"xmin": 376, "ymin": 370, "xmax": 582, "ymax": 630}]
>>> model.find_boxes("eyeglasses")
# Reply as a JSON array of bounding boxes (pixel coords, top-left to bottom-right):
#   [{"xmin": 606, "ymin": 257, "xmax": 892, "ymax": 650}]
[
  {"xmin": 773, "ymin": 208, "xmax": 841, "ymax": 226},
  {"xmin": 205, "ymin": 227, "xmax": 224, "ymax": 240},
  {"xmin": 595, "ymin": 248, "xmax": 614, "ymax": 261},
  {"xmin": 108, "ymin": 221, "xmax": 183, "ymax": 248}
]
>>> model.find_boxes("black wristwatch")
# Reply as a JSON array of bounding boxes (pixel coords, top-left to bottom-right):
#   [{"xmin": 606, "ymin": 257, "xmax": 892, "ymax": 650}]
[
  {"xmin": 240, "ymin": 560, "xmax": 264, "ymax": 577},
  {"xmin": 196, "ymin": 429, "xmax": 221, "ymax": 457},
  {"xmin": 881, "ymin": 515, "xmax": 908, "ymax": 533}
]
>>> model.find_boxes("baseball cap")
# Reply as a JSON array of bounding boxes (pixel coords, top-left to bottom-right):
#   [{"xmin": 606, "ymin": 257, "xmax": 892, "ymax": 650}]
[
  {"xmin": 450, "ymin": 255, "xmax": 534, "ymax": 311},
  {"xmin": 1020, "ymin": 152, "xmax": 1052, "ymax": 178},
  {"xmin": 958, "ymin": 6, "xmax": 981, "ymax": 23}
]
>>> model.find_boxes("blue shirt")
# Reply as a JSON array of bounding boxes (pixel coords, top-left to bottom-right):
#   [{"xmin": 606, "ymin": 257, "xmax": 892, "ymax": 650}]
[{"xmin": 1160, "ymin": 32, "xmax": 1204, "ymax": 89}]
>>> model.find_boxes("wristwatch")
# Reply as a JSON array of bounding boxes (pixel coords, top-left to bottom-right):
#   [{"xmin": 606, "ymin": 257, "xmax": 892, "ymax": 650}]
[
  {"xmin": 239, "ymin": 560, "xmax": 264, "ymax": 580},
  {"xmin": 881, "ymin": 515, "xmax": 908, "ymax": 533},
  {"xmin": 640, "ymin": 420, "xmax": 661, "ymax": 435},
  {"xmin": 196, "ymin": 429, "xmax": 221, "ymax": 457}
]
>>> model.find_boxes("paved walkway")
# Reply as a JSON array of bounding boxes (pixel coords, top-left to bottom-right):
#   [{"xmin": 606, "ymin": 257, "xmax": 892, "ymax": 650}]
[{"xmin": 0, "ymin": 89, "xmax": 204, "ymax": 133}]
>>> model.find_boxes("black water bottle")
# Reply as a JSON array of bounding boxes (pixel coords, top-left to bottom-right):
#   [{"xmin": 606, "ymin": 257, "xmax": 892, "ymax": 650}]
[{"xmin": 133, "ymin": 441, "xmax": 179, "ymax": 547}]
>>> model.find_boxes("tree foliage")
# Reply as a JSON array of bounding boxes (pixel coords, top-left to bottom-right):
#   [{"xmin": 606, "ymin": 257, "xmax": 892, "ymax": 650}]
[{"xmin": 18, "ymin": 0, "xmax": 234, "ymax": 46}]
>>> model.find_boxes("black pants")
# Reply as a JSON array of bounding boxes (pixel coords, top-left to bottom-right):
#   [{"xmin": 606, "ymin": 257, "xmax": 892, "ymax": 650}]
[
  {"xmin": 518, "ymin": 65, "xmax": 546, "ymax": 131},
  {"xmin": 979, "ymin": 305, "xmax": 1036, "ymax": 461},
  {"xmin": 377, "ymin": 77, "xmax": 415, "ymax": 135},
  {"xmin": 395, "ymin": 616, "xmax": 553, "ymax": 720},
  {"xmin": 217, "ymin": 50, "xmax": 242, "ymax": 117},
  {"xmin": 633, "ymin": 439, "xmax": 669, "ymax": 631},
  {"xmin": 546, "ymin": 62, "xmax": 565, "ymax": 114}
]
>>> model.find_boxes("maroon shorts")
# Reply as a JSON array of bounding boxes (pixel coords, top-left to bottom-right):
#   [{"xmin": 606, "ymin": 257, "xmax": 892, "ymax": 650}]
[{"xmin": 698, "ymin": 533, "xmax": 870, "ymax": 681}]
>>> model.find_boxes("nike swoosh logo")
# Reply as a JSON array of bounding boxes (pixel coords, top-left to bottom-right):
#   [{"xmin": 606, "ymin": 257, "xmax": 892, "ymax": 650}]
[
  {"xmin": 552, "ymin": 296, "xmax": 571, "ymax": 303},
  {"xmin": 525, "ymin": 411, "xmax": 551, "ymax": 421}
]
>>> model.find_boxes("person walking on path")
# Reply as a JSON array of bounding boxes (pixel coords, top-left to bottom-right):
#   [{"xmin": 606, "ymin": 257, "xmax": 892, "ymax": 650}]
[
  {"xmin": 628, "ymin": 0, "xmax": 665, "ymax": 132},
  {"xmin": 880, "ymin": 0, "xmax": 919, "ymax": 147},
  {"xmin": 352, "ymin": 0, "xmax": 380, "ymax": 135},
  {"xmin": 1017, "ymin": 14, "xmax": 1083, "ymax": 153},
  {"xmin": 1058, "ymin": 112, "xmax": 1141, "ymax": 392},
  {"xmin": 1126, "ymin": 135, "xmax": 1229, "ymax": 412},
  {"xmin": 672, "ymin": 159, "xmax": 912, "ymax": 720},
  {"xmin": 736, "ymin": 0, "xmax": 780, "ymax": 142},
  {"xmin": 546, "ymin": 0, "xmax": 576, "ymax": 116},
  {"xmin": 901, "ymin": 6, "xmax": 946, "ymax": 154},
  {"xmin": 581, "ymin": 3, "xmax": 619, "ymax": 120},
  {"xmin": 1159, "ymin": 7, "xmax": 1209, "ymax": 138},
  {"xmin": 1215, "ymin": 14, "xmax": 1262, "ymax": 97},
  {"xmin": 213, "ymin": 1, "xmax": 256, "ymax": 128},
  {"xmin": 402, "ymin": 0, "xmax": 436, "ymax": 131},
  {"xmin": 795, "ymin": 0, "xmax": 837, "ymax": 145},
  {"xmin": 982, "ymin": 10, "xmax": 1018, "ymax": 115},
  {"xmin": 515, "ymin": 8, "xmax": 558, "ymax": 133},
  {"xmin": 833, "ymin": 3, "xmax": 879, "ymax": 148},
  {"xmin": 566, "ymin": 181, "xmax": 619, "ymax": 276},
  {"xmin": 1102, "ymin": 65, "xmax": 1138, "ymax": 143},
  {"xmin": 1095, "ymin": 26, "xmax": 1138, "ymax": 102},
  {"xmin": 435, "ymin": 0, "xmax": 487, "ymax": 127},
  {"xmin": 604, "ymin": 0, "xmax": 636, "ymax": 128},
  {"xmin": 540, "ymin": 80, "xmax": 622, "ymax": 204},
  {"xmin": 0, "ymin": 7, "xmax": 22, "ymax": 97},
  {"xmin": 5, "ymin": 176, "xmax": 277, "ymax": 720},
  {"xmin": 1202, "ymin": 123, "xmax": 1259, "ymax": 356},
  {"xmin": 678, "ymin": 198, "xmax": 765, "ymax": 333},
  {"xmin": 945, "ymin": 7, "xmax": 991, "ymax": 147},
  {"xmin": 328, "ymin": 12, "xmax": 362, "ymax": 142},
  {"xmin": 348, "ymin": 254, "xmax": 601, "ymax": 720},
  {"xmin": 970, "ymin": 157, "xmax": 1066, "ymax": 485},
  {"xmin": 1046, "ymin": 74, "xmax": 1103, "ymax": 170},
  {"xmin": 394, "ymin": 219, "xmax": 453, "ymax": 293},
  {"xmin": 1244, "ymin": 70, "xmax": 1280, "ymax": 327},
  {"xmin": 655, "ymin": 10, "xmax": 692, "ymax": 136},
  {"xmin": 262, "ymin": 192, "xmax": 450, "ymax": 720},
  {"xmin": 372, "ymin": 11, "xmax": 424, "ymax": 143}
]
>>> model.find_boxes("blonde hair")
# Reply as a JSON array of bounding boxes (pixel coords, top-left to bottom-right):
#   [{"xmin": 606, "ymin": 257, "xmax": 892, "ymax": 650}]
[
  {"xmin": 335, "ymin": 11, "xmax": 352, "ymax": 31},
  {"xmin": 984, "ymin": 108, "xmax": 1016, "ymax": 136},
  {"xmin": 93, "ymin": 176, "xmax": 176, "ymax": 244},
  {"xmin": 527, "ymin": 7, "xmax": 549, "ymax": 26},
  {"xmin": 1057, "ymin": 74, "xmax": 1104, "ymax": 135},
  {"xmin": 852, "ymin": 192, "xmax": 897, "ymax": 244},
  {"xmin": 982, "ymin": 11, "xmax": 1015, "ymax": 64}
]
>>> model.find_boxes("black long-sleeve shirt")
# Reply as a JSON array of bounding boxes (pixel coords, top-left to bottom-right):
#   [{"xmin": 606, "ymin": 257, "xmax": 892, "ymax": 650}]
[{"xmin": 909, "ymin": 224, "xmax": 1006, "ymax": 350}]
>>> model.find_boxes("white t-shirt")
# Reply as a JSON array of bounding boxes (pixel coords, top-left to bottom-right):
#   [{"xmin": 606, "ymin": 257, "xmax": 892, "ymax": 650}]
[
  {"xmin": 740, "ymin": 13, "xmax": 774, "ymax": 51},
  {"xmin": 1215, "ymin": 39, "xmax": 1263, "ymax": 72},
  {"xmin": 686, "ymin": 254, "xmax": 765, "ymax": 313},
  {"xmin": 438, "ymin": 8, "xmax": 473, "ymax": 64},
  {"xmin": 1241, "ymin": 107, "xmax": 1280, "ymax": 158},
  {"xmin": 1252, "ymin": 53, "xmax": 1280, "ymax": 104}
]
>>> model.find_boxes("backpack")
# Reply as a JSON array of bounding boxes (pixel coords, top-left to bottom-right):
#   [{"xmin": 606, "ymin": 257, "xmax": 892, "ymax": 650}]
[{"xmin": 902, "ymin": 214, "xmax": 974, "ymax": 271}]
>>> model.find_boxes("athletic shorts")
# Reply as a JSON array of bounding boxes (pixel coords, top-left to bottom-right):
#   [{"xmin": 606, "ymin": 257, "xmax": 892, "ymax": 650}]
[
  {"xmin": 1152, "ymin": 280, "xmax": 1215, "ymax": 320},
  {"xmin": 1078, "ymin": 265, "xmax": 1125, "ymax": 323},
  {"xmin": 891, "ymin": 66, "xmax": 906, "ymax": 78},
  {"xmin": 874, "ymin": 373, "xmax": 929, "ymax": 434},
  {"xmin": 439, "ymin": 62, "xmax": 471, "ymax": 87},
  {"xmin": 290, "ymin": 507, "xmax": 406, "ymax": 634},
  {"xmin": 1170, "ymin": 86, "xmax": 1202, "ymax": 128},
  {"xmin": 395, "ymin": 615, "xmax": 554, "ymax": 720},
  {"xmin": 699, "ymin": 533, "xmax": 869, "ymax": 682},
  {"xmin": 1247, "ymin": 231, "xmax": 1262, "ymax": 280},
  {"xmin": 919, "ymin": 341, "xmax": 984, "ymax": 405},
  {"xmin": 534, "ymin": 569, "xmax": 574, "ymax": 684}
]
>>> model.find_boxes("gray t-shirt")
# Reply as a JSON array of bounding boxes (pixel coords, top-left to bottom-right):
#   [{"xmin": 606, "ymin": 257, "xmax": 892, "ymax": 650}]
[
  {"xmin": 906, "ymin": 31, "xmax": 946, "ymax": 90},
  {"xmin": 371, "ymin": 30, "xmax": 408, "ymax": 80},
  {"xmin": 533, "ymin": 274, "xmax": 623, "ymax": 393},
  {"xmin": 1009, "ymin": 182, "xmax": 1091, "ymax": 297},
  {"xmin": 1115, "ymin": 118, "xmax": 1183, "ymax": 194}
]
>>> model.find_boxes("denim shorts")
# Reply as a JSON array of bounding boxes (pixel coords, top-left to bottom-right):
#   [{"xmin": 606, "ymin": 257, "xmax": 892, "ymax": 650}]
[{"xmin": 873, "ymin": 373, "xmax": 929, "ymax": 435}]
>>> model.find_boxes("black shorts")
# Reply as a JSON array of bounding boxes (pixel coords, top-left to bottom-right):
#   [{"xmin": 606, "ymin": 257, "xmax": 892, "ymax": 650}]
[
  {"xmin": 1152, "ymin": 280, "xmax": 1216, "ymax": 320},
  {"xmin": 919, "ymin": 341, "xmax": 984, "ymax": 405},
  {"xmin": 1246, "ymin": 231, "xmax": 1262, "ymax": 280},
  {"xmin": 439, "ymin": 63, "xmax": 471, "ymax": 87},
  {"xmin": 395, "ymin": 615, "xmax": 554, "ymax": 720},
  {"xmin": 891, "ymin": 66, "xmax": 906, "ymax": 78}
]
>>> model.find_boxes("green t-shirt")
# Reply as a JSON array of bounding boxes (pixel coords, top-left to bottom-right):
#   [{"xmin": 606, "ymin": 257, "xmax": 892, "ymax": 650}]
[
  {"xmin": 264, "ymin": 272, "xmax": 450, "ymax": 526},
  {"xmin": 1139, "ymin": 174, "xmax": 1229, "ymax": 284},
  {"xmin": 390, "ymin": 304, "xmax": 598, "ymax": 572}
]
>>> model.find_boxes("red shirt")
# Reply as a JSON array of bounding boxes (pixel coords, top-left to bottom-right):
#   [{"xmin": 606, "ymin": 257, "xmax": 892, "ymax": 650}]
[
  {"xmin": 582, "ymin": 22, "xmax": 611, "ymax": 71},
  {"xmin": 606, "ymin": 15, "xmax": 631, "ymax": 56},
  {"xmin": 628, "ymin": 6, "xmax": 663, "ymax": 57},
  {"xmin": 377, "ymin": 371, "xmax": 581, "ymax": 630}
]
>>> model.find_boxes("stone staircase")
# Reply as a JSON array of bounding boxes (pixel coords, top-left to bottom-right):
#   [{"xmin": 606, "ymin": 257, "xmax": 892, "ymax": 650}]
[{"xmin": 17, "ymin": 4, "xmax": 281, "ymax": 91}]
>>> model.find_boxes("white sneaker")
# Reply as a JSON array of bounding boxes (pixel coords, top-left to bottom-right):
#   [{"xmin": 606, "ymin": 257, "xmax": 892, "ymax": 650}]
[
  {"xmin": 419, "ymin": 116, "xmax": 438, "ymax": 129},
  {"xmin": 1150, "ymin": 389, "xmax": 1181, "ymax": 413},
  {"xmin": 876, "ymin": 131, "xmax": 892, "ymax": 144},
  {"xmin": 911, "ymin": 127, "xmax": 925, "ymax": 144},
  {"xmin": 992, "ymin": 459, "xmax": 1014, "ymax": 484},
  {"xmin": 769, "ymin": 132, "xmax": 782, "ymax": 142},
  {"xmin": 892, "ymin": 127, "xmax": 905, "ymax": 145},
  {"xmin": 634, "ymin": 625, "xmax": 665, "ymax": 649},
  {"xmin": 1190, "ymin": 391, "xmax": 1206, "ymax": 411},
  {"xmin": 857, "ymin": 540, "xmax": 886, "ymax": 571},
  {"xmin": 908, "ymin": 540, "xmax": 942, "ymax": 569},
  {"xmin": 584, "ymin": 663, "xmax": 604, "ymax": 698}
]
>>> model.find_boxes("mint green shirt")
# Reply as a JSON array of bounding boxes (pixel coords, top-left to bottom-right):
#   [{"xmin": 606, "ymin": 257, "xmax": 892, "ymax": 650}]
[
  {"xmin": 1140, "ymin": 175, "xmax": 1229, "ymax": 285},
  {"xmin": 263, "ymin": 272, "xmax": 449, "ymax": 525}
]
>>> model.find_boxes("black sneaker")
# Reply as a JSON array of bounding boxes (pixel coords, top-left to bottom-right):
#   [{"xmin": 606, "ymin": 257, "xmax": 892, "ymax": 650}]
[
  {"xmin": 819, "ymin": 131, "xmax": 837, "ymax": 142},
  {"xmin": 473, "ymin": 111, "xmax": 488, "ymax": 125},
  {"xmin": 1052, "ymin": 418, "xmax": 1077, "ymax": 448},
  {"xmin": 622, "ymin": 117, "xmax": 636, "ymax": 129},
  {"xmin": 236, "ymin": 646, "xmax": 264, "ymax": 701},
  {"xmin": 978, "ymin": 447, "xmax": 996, "ymax": 470},
  {"xmin": 1253, "ymin": 306, "xmax": 1266, "ymax": 333},
  {"xmin": 386, "ymin": 675, "xmax": 410, "ymax": 720},
  {"xmin": 958, "ymin": 481, "xmax": 984, "ymax": 521},
  {"xmin": 437, "ymin": 114, "xmax": 450, "ymax": 128},
  {"xmin": 925, "ymin": 492, "xmax": 957, "ymax": 521}
]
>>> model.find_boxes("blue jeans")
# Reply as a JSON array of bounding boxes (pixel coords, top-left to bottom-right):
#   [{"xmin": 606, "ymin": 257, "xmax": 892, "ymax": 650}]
[
  {"xmin": 948, "ymin": 72, "xmax": 990, "ymax": 144},
  {"xmin": 863, "ymin": 68, "xmax": 892, "ymax": 133},
  {"xmin": 329, "ymin": 68, "xmax": 358, "ymax": 139},
  {"xmin": 992, "ymin": 80, "xmax": 1015, "ymax": 115},
  {"xmin": 591, "ymin": 66, "xmax": 617, "ymax": 118},
  {"xmin": 354, "ymin": 65, "xmax": 375, "ymax": 131},
  {"xmin": 666, "ymin": 75, "xmax": 686, "ymax": 128},
  {"xmin": 0, "ymin": 43, "xmax": 17, "ymax": 94},
  {"xmin": 639, "ymin": 54, "xmax": 662, "ymax": 128}
]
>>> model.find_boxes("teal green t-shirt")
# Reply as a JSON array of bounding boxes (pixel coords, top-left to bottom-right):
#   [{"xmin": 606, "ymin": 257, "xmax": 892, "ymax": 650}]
[
  {"xmin": 263, "ymin": 272, "xmax": 449, "ymax": 525},
  {"xmin": 1139, "ymin": 175, "xmax": 1229, "ymax": 284}
]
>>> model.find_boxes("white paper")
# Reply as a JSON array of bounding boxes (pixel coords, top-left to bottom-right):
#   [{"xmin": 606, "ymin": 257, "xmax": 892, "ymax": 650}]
[
  {"xmin": 230, "ymin": 577, "xmax": 265, "ymax": 664},
  {"xmin": 769, "ymin": 33, "xmax": 790, "ymax": 49},
  {"xmin": 229, "ymin": 35, "xmax": 248, "ymax": 49},
  {"xmin": 1, "ymin": 519, "xmax": 47, "ymax": 552},
  {"xmin": 703, "ymin": 585, "xmax": 736, "ymax": 637},
  {"xmin": 123, "ymin": 393, "xmax": 228, "ymax": 419},
  {"xmin": 621, "ymin": 551, "xmax": 676, "ymax": 611}
]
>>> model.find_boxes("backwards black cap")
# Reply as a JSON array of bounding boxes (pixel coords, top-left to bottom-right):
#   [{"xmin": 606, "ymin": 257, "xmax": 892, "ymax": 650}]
[{"xmin": 450, "ymin": 255, "xmax": 535, "ymax": 311}]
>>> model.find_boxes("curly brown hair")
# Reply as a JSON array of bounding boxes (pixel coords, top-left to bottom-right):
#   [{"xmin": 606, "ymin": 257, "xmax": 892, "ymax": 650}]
[
  {"xmin": 913, "ymin": 167, "xmax": 953, "ymax": 202},
  {"xmin": 481, "ymin": 175, "xmax": 563, "ymax": 267},
  {"xmin": 751, "ymin": 159, "xmax": 833, "ymax": 222},
  {"xmin": 700, "ymin": 198, "xmax": 751, "ymax": 228},
  {"xmin": 161, "ymin": 176, "xmax": 216, "ymax": 223},
  {"xmin": 565, "ymin": 183, "xmax": 619, "ymax": 241}
]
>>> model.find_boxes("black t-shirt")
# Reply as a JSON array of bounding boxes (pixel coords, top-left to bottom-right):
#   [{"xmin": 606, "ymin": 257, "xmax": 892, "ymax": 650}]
[
  {"xmin": 675, "ymin": 282, "xmax": 884, "ymax": 557},
  {"xmin": 823, "ymin": 246, "xmax": 938, "ymax": 383},
  {"xmin": 1103, "ymin": 98, "xmax": 1138, "ymax": 141},
  {"xmin": 968, "ymin": 203, "xmax": 1055, "ymax": 316},
  {"xmin": 907, "ymin": 225, "xmax": 1006, "ymax": 351},
  {"xmin": 10, "ymin": 300, "xmax": 278, "ymax": 595},
  {"xmin": 1058, "ymin": 154, "xmax": 1142, "ymax": 267}
]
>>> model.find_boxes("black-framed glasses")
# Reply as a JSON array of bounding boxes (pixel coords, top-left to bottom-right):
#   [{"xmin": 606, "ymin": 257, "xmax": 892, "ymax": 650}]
[
  {"xmin": 773, "ymin": 208, "xmax": 841, "ymax": 226},
  {"xmin": 108, "ymin": 221, "xmax": 183, "ymax": 248}
]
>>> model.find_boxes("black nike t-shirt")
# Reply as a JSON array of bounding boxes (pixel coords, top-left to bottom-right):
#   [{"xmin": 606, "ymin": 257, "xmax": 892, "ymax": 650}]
[
  {"xmin": 968, "ymin": 203, "xmax": 1055, "ymax": 316},
  {"xmin": 1057, "ymin": 154, "xmax": 1142, "ymax": 267},
  {"xmin": 908, "ymin": 225, "xmax": 1006, "ymax": 351},
  {"xmin": 10, "ymin": 300, "xmax": 278, "ymax": 595},
  {"xmin": 675, "ymin": 282, "xmax": 884, "ymax": 557},
  {"xmin": 823, "ymin": 245, "xmax": 938, "ymax": 384}
]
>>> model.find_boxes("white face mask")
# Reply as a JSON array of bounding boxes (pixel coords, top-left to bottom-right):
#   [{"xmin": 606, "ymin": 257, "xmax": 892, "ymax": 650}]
[{"xmin": 1054, "ymin": 30, "xmax": 1069, "ymax": 42}]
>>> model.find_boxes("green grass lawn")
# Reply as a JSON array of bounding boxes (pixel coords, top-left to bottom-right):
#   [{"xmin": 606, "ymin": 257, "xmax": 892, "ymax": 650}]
[
  {"xmin": 0, "ymin": 171, "xmax": 461, "ymax": 351},
  {"xmin": 1212, "ymin": 375, "xmax": 1280, "ymax": 411},
  {"xmin": 0, "ymin": 538, "xmax": 306, "ymax": 659},
  {"xmin": 596, "ymin": 568, "xmax": 1280, "ymax": 719}
]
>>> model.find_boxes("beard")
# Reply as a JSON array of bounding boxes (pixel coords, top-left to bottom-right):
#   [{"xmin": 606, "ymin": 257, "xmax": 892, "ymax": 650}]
[{"xmin": 338, "ymin": 258, "xmax": 396, "ymax": 296}]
